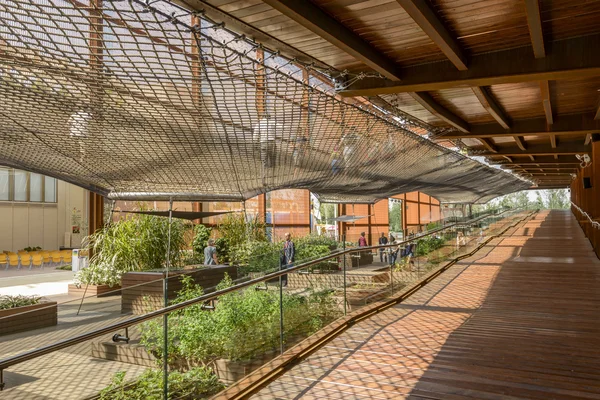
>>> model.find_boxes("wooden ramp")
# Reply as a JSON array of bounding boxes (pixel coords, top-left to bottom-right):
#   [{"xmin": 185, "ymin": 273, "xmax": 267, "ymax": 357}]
[{"xmin": 251, "ymin": 210, "xmax": 600, "ymax": 400}]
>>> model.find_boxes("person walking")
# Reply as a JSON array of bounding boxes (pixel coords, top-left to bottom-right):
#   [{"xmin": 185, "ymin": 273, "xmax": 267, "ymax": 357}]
[
  {"xmin": 204, "ymin": 238, "xmax": 218, "ymax": 265},
  {"xmin": 358, "ymin": 232, "xmax": 368, "ymax": 247},
  {"xmin": 378, "ymin": 232, "xmax": 388, "ymax": 263},
  {"xmin": 281, "ymin": 232, "xmax": 295, "ymax": 287}
]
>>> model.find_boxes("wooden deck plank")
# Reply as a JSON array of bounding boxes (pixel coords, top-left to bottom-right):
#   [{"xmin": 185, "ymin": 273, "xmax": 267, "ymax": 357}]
[{"xmin": 252, "ymin": 210, "xmax": 600, "ymax": 399}]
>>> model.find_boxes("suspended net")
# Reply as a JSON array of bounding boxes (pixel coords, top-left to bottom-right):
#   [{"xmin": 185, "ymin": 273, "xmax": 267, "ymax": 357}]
[{"xmin": 0, "ymin": 0, "xmax": 530, "ymax": 204}]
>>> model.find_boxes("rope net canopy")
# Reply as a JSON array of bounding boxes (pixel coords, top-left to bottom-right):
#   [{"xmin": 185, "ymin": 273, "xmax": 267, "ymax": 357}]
[{"xmin": 0, "ymin": 0, "xmax": 530, "ymax": 204}]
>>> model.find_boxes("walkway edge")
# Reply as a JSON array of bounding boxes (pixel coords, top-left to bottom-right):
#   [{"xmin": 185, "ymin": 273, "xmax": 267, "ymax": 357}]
[{"xmin": 211, "ymin": 211, "xmax": 536, "ymax": 400}]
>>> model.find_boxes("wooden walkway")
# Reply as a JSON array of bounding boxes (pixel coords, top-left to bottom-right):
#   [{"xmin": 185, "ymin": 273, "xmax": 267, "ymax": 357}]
[{"xmin": 252, "ymin": 210, "xmax": 600, "ymax": 400}]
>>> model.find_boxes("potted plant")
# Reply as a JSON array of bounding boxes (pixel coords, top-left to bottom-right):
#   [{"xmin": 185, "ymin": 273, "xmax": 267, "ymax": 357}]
[{"xmin": 71, "ymin": 213, "xmax": 190, "ymax": 298}]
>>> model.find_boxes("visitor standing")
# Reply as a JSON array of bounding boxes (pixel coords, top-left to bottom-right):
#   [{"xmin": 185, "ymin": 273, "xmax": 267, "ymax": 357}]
[
  {"xmin": 378, "ymin": 232, "xmax": 388, "ymax": 262},
  {"xmin": 358, "ymin": 232, "xmax": 367, "ymax": 247},
  {"xmin": 281, "ymin": 232, "xmax": 295, "ymax": 287},
  {"xmin": 204, "ymin": 238, "xmax": 218, "ymax": 265}
]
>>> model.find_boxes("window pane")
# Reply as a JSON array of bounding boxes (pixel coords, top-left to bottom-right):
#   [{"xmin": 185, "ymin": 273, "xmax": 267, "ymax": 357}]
[
  {"xmin": 14, "ymin": 170, "xmax": 28, "ymax": 201},
  {"xmin": 45, "ymin": 177, "xmax": 57, "ymax": 203},
  {"xmin": 0, "ymin": 168, "xmax": 9, "ymax": 201},
  {"xmin": 30, "ymin": 173, "xmax": 42, "ymax": 202}
]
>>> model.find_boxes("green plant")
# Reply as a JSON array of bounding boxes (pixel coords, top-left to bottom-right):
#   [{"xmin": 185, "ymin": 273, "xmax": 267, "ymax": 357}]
[
  {"xmin": 22, "ymin": 246, "xmax": 42, "ymax": 252},
  {"xmin": 217, "ymin": 213, "xmax": 267, "ymax": 260},
  {"xmin": 229, "ymin": 241, "xmax": 280, "ymax": 273},
  {"xmin": 0, "ymin": 295, "xmax": 41, "ymax": 310},
  {"xmin": 214, "ymin": 237, "xmax": 229, "ymax": 264},
  {"xmin": 99, "ymin": 366, "xmax": 223, "ymax": 400},
  {"xmin": 295, "ymin": 234, "xmax": 338, "ymax": 250},
  {"xmin": 296, "ymin": 244, "xmax": 332, "ymax": 272},
  {"xmin": 191, "ymin": 224, "xmax": 212, "ymax": 257},
  {"xmin": 415, "ymin": 236, "xmax": 445, "ymax": 257},
  {"xmin": 75, "ymin": 213, "xmax": 191, "ymax": 286},
  {"xmin": 141, "ymin": 274, "xmax": 341, "ymax": 366}
]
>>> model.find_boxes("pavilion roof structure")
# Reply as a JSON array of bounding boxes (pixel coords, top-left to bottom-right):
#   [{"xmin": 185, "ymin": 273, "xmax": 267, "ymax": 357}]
[
  {"xmin": 0, "ymin": 0, "xmax": 535, "ymax": 204},
  {"xmin": 183, "ymin": 0, "xmax": 600, "ymax": 190}
]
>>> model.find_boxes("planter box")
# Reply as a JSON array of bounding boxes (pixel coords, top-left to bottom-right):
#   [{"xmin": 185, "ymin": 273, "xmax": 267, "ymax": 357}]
[
  {"xmin": 0, "ymin": 301, "xmax": 57, "ymax": 336},
  {"xmin": 91, "ymin": 341, "xmax": 157, "ymax": 367},
  {"xmin": 214, "ymin": 352, "xmax": 278, "ymax": 384},
  {"xmin": 68, "ymin": 284, "xmax": 121, "ymax": 298},
  {"xmin": 121, "ymin": 265, "xmax": 237, "ymax": 314}
]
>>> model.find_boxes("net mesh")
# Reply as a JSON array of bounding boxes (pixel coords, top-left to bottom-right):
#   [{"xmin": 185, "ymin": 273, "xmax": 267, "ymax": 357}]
[{"xmin": 0, "ymin": 0, "xmax": 530, "ymax": 204}]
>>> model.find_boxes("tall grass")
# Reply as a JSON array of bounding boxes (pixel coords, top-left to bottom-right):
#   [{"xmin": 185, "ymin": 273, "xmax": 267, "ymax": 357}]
[{"xmin": 75, "ymin": 214, "xmax": 190, "ymax": 286}]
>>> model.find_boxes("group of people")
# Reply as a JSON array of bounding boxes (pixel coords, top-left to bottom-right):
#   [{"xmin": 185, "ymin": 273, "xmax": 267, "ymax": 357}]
[
  {"xmin": 203, "ymin": 232, "xmax": 295, "ymax": 286},
  {"xmin": 357, "ymin": 231, "xmax": 415, "ymax": 267}
]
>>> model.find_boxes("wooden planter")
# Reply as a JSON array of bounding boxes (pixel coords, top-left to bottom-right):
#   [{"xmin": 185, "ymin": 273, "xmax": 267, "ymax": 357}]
[
  {"xmin": 91, "ymin": 341, "xmax": 157, "ymax": 367},
  {"xmin": 0, "ymin": 301, "xmax": 57, "ymax": 336},
  {"xmin": 121, "ymin": 265, "xmax": 237, "ymax": 314},
  {"xmin": 68, "ymin": 284, "xmax": 121, "ymax": 297}
]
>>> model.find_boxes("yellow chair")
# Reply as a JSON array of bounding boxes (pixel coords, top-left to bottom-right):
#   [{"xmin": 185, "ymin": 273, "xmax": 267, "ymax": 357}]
[
  {"xmin": 50, "ymin": 251, "xmax": 62, "ymax": 266},
  {"xmin": 8, "ymin": 253, "xmax": 20, "ymax": 270},
  {"xmin": 19, "ymin": 253, "xmax": 31, "ymax": 269},
  {"xmin": 41, "ymin": 251, "xmax": 51, "ymax": 264},
  {"xmin": 0, "ymin": 253, "xmax": 7, "ymax": 270},
  {"xmin": 61, "ymin": 250, "xmax": 72, "ymax": 266},
  {"xmin": 31, "ymin": 253, "xmax": 44, "ymax": 270}
]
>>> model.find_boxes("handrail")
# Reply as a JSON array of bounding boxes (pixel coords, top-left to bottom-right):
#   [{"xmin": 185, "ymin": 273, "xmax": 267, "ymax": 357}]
[
  {"xmin": 0, "ymin": 207, "xmax": 520, "ymax": 374},
  {"xmin": 571, "ymin": 202, "xmax": 600, "ymax": 229},
  {"xmin": 212, "ymin": 209, "xmax": 536, "ymax": 400}
]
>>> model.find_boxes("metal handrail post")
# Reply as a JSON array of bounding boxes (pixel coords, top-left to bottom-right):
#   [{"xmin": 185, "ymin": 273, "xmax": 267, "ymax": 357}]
[{"xmin": 163, "ymin": 197, "xmax": 173, "ymax": 400}]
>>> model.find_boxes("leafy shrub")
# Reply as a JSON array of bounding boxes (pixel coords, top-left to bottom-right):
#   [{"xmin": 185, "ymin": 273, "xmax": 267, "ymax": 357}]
[
  {"xmin": 415, "ymin": 236, "xmax": 445, "ymax": 257},
  {"xmin": 295, "ymin": 234, "xmax": 338, "ymax": 250},
  {"xmin": 191, "ymin": 225, "xmax": 212, "ymax": 257},
  {"xmin": 214, "ymin": 237, "xmax": 229, "ymax": 264},
  {"xmin": 99, "ymin": 366, "xmax": 222, "ymax": 400},
  {"xmin": 22, "ymin": 246, "xmax": 42, "ymax": 252},
  {"xmin": 141, "ymin": 274, "xmax": 341, "ymax": 365},
  {"xmin": 75, "ymin": 214, "xmax": 190, "ymax": 286},
  {"xmin": 229, "ymin": 241, "xmax": 280, "ymax": 274},
  {"xmin": 0, "ymin": 295, "xmax": 41, "ymax": 310},
  {"xmin": 296, "ymin": 244, "xmax": 332, "ymax": 272}
]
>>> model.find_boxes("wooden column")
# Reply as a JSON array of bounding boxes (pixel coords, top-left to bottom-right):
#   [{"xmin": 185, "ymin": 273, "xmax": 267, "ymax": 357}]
[
  {"xmin": 367, "ymin": 203, "xmax": 372, "ymax": 245},
  {"xmin": 88, "ymin": 192, "xmax": 104, "ymax": 235}
]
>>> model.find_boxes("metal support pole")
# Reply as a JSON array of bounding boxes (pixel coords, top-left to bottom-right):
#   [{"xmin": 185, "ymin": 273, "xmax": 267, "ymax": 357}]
[
  {"xmin": 163, "ymin": 197, "xmax": 173, "ymax": 400},
  {"xmin": 279, "ymin": 253, "xmax": 284, "ymax": 355},
  {"xmin": 390, "ymin": 254, "xmax": 394, "ymax": 296},
  {"xmin": 342, "ymin": 236, "xmax": 347, "ymax": 316}
]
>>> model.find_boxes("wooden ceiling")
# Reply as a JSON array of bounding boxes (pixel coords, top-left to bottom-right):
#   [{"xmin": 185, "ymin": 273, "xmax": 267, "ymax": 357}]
[{"xmin": 176, "ymin": 0, "xmax": 600, "ymax": 189}]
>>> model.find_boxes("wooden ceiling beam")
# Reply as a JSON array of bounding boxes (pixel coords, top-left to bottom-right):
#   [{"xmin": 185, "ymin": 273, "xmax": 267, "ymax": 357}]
[
  {"xmin": 396, "ymin": 0, "xmax": 467, "ymax": 71},
  {"xmin": 524, "ymin": 0, "xmax": 545, "ymax": 59},
  {"xmin": 410, "ymin": 92, "xmax": 470, "ymax": 132},
  {"xmin": 471, "ymin": 87, "xmax": 511, "ymax": 129},
  {"xmin": 260, "ymin": 0, "xmax": 402, "ymax": 81},
  {"xmin": 505, "ymin": 166, "xmax": 577, "ymax": 171},
  {"xmin": 173, "ymin": 0, "xmax": 331, "ymax": 70},
  {"xmin": 340, "ymin": 34, "xmax": 600, "ymax": 96},
  {"xmin": 434, "ymin": 112, "xmax": 600, "ymax": 139},
  {"xmin": 514, "ymin": 136, "xmax": 527, "ymax": 151},
  {"xmin": 474, "ymin": 142, "xmax": 591, "ymax": 157},
  {"xmin": 479, "ymin": 138, "xmax": 498, "ymax": 153},
  {"xmin": 489, "ymin": 160, "xmax": 580, "ymax": 165},
  {"xmin": 527, "ymin": 172, "xmax": 574, "ymax": 176},
  {"xmin": 540, "ymin": 80, "xmax": 554, "ymax": 125}
]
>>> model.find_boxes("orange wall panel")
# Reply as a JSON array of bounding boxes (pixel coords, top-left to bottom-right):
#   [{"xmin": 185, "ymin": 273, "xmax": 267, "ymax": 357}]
[{"xmin": 405, "ymin": 191, "xmax": 419, "ymax": 202}]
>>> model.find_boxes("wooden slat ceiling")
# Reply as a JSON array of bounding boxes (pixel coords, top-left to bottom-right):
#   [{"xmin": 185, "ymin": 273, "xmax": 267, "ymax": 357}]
[{"xmin": 192, "ymin": 0, "xmax": 600, "ymax": 189}]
